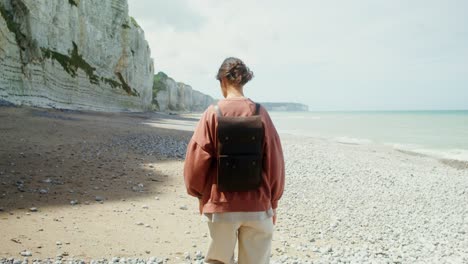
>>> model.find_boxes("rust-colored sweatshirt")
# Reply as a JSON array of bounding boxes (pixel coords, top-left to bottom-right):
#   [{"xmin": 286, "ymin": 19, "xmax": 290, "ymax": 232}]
[{"xmin": 183, "ymin": 97, "xmax": 285, "ymax": 214}]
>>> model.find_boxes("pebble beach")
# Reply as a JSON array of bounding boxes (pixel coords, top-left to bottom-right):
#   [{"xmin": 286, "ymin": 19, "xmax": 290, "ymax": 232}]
[{"xmin": 1, "ymin": 105, "xmax": 467, "ymax": 264}]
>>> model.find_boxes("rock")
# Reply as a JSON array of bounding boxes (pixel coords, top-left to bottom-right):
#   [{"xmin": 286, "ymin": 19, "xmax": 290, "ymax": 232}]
[
  {"xmin": 70, "ymin": 200, "xmax": 78, "ymax": 205},
  {"xmin": 142, "ymin": 205, "xmax": 149, "ymax": 209},
  {"xmin": 330, "ymin": 221, "xmax": 339, "ymax": 229},
  {"xmin": 56, "ymin": 241, "xmax": 62, "ymax": 246},
  {"xmin": 179, "ymin": 205, "xmax": 188, "ymax": 210},
  {"xmin": 38, "ymin": 189, "xmax": 48, "ymax": 194},
  {"xmin": 20, "ymin": 251, "xmax": 32, "ymax": 257},
  {"xmin": 132, "ymin": 183, "xmax": 145, "ymax": 192},
  {"xmin": 0, "ymin": 0, "xmax": 153, "ymax": 111},
  {"xmin": 194, "ymin": 251, "xmax": 204, "ymax": 260},
  {"xmin": 135, "ymin": 222, "xmax": 144, "ymax": 226},
  {"xmin": 17, "ymin": 184, "xmax": 25, "ymax": 192},
  {"xmin": 95, "ymin": 196, "xmax": 104, "ymax": 202},
  {"xmin": 29, "ymin": 207, "xmax": 38, "ymax": 212},
  {"xmin": 41, "ymin": 178, "xmax": 52, "ymax": 184},
  {"xmin": 320, "ymin": 246, "xmax": 332, "ymax": 254}
]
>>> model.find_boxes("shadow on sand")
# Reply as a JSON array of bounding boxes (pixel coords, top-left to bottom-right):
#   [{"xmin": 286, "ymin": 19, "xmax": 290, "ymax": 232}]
[{"xmin": 0, "ymin": 106, "xmax": 197, "ymax": 211}]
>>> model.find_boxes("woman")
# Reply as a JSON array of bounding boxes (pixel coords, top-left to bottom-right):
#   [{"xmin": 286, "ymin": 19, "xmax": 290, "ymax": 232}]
[{"xmin": 184, "ymin": 57, "xmax": 285, "ymax": 264}]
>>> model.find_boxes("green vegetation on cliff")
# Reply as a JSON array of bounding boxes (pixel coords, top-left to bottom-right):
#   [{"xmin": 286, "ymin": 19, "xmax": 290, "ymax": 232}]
[
  {"xmin": 153, "ymin": 72, "xmax": 168, "ymax": 95},
  {"xmin": 42, "ymin": 42, "xmax": 139, "ymax": 96},
  {"xmin": 116, "ymin": 72, "xmax": 139, "ymax": 97},
  {"xmin": 0, "ymin": 4, "xmax": 20, "ymax": 40},
  {"xmin": 101, "ymin": 77, "xmax": 121, "ymax": 89},
  {"xmin": 0, "ymin": 3, "xmax": 30, "ymax": 64},
  {"xmin": 152, "ymin": 72, "xmax": 169, "ymax": 108},
  {"xmin": 42, "ymin": 42, "xmax": 99, "ymax": 84},
  {"xmin": 130, "ymin": 17, "xmax": 140, "ymax": 28},
  {"xmin": 68, "ymin": 0, "xmax": 78, "ymax": 7}
]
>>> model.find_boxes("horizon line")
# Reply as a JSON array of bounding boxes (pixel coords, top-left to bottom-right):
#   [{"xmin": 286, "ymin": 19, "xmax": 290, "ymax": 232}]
[{"xmin": 306, "ymin": 109, "xmax": 468, "ymax": 112}]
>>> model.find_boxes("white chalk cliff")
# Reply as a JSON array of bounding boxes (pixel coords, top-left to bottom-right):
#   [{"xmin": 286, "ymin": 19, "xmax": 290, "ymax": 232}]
[
  {"xmin": 153, "ymin": 72, "xmax": 215, "ymax": 112},
  {"xmin": 0, "ymin": 0, "xmax": 153, "ymax": 111}
]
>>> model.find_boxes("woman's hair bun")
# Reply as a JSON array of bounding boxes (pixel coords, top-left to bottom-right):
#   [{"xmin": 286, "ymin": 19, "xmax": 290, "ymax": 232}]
[{"xmin": 216, "ymin": 57, "xmax": 254, "ymax": 86}]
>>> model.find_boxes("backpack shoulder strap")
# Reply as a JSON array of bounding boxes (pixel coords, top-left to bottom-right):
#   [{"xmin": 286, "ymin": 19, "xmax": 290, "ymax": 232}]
[
  {"xmin": 214, "ymin": 101, "xmax": 259, "ymax": 116},
  {"xmin": 213, "ymin": 102, "xmax": 223, "ymax": 117},
  {"xmin": 255, "ymin": 103, "xmax": 261, "ymax": 115}
]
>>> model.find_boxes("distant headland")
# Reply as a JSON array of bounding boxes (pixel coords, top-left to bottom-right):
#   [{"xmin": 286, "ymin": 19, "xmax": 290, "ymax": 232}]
[{"xmin": 259, "ymin": 102, "xmax": 309, "ymax": 112}]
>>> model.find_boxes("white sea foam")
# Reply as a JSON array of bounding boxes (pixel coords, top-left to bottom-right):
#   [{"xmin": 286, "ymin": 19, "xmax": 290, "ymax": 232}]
[
  {"xmin": 273, "ymin": 115, "xmax": 321, "ymax": 120},
  {"xmin": 271, "ymin": 111, "xmax": 468, "ymax": 160},
  {"xmin": 334, "ymin": 136, "xmax": 373, "ymax": 145},
  {"xmin": 289, "ymin": 115, "xmax": 321, "ymax": 120},
  {"xmin": 388, "ymin": 143, "xmax": 468, "ymax": 162}
]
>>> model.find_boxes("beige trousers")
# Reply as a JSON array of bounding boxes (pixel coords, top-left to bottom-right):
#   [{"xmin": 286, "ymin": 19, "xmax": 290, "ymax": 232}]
[{"xmin": 204, "ymin": 218, "xmax": 274, "ymax": 264}]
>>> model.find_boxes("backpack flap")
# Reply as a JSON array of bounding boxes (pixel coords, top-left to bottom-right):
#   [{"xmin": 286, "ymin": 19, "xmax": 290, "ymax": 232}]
[
  {"xmin": 216, "ymin": 115, "xmax": 265, "ymax": 192},
  {"xmin": 217, "ymin": 116, "xmax": 264, "ymax": 156}
]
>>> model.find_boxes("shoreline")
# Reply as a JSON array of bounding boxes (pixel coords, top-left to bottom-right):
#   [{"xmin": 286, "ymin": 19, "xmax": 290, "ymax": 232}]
[
  {"xmin": 279, "ymin": 132, "xmax": 468, "ymax": 171},
  {"xmin": 1, "ymin": 105, "xmax": 467, "ymax": 263}
]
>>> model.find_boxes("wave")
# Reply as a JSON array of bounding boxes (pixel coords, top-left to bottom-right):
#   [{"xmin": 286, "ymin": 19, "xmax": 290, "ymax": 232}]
[
  {"xmin": 334, "ymin": 136, "xmax": 373, "ymax": 145},
  {"xmin": 387, "ymin": 143, "xmax": 468, "ymax": 162},
  {"xmin": 273, "ymin": 115, "xmax": 321, "ymax": 120}
]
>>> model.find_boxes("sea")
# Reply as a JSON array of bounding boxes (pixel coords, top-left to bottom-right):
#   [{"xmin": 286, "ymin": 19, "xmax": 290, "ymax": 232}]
[{"xmin": 269, "ymin": 110, "xmax": 468, "ymax": 162}]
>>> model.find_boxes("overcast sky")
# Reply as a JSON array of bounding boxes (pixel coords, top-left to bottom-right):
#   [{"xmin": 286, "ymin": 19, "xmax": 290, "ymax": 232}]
[{"xmin": 128, "ymin": 0, "xmax": 468, "ymax": 111}]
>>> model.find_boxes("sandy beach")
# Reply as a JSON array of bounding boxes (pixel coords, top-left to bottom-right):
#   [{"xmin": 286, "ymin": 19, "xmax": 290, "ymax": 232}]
[{"xmin": 1, "ymin": 105, "xmax": 467, "ymax": 264}]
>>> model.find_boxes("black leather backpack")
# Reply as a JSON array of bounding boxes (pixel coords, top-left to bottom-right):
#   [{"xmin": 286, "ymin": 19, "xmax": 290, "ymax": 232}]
[{"xmin": 214, "ymin": 102, "xmax": 265, "ymax": 192}]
